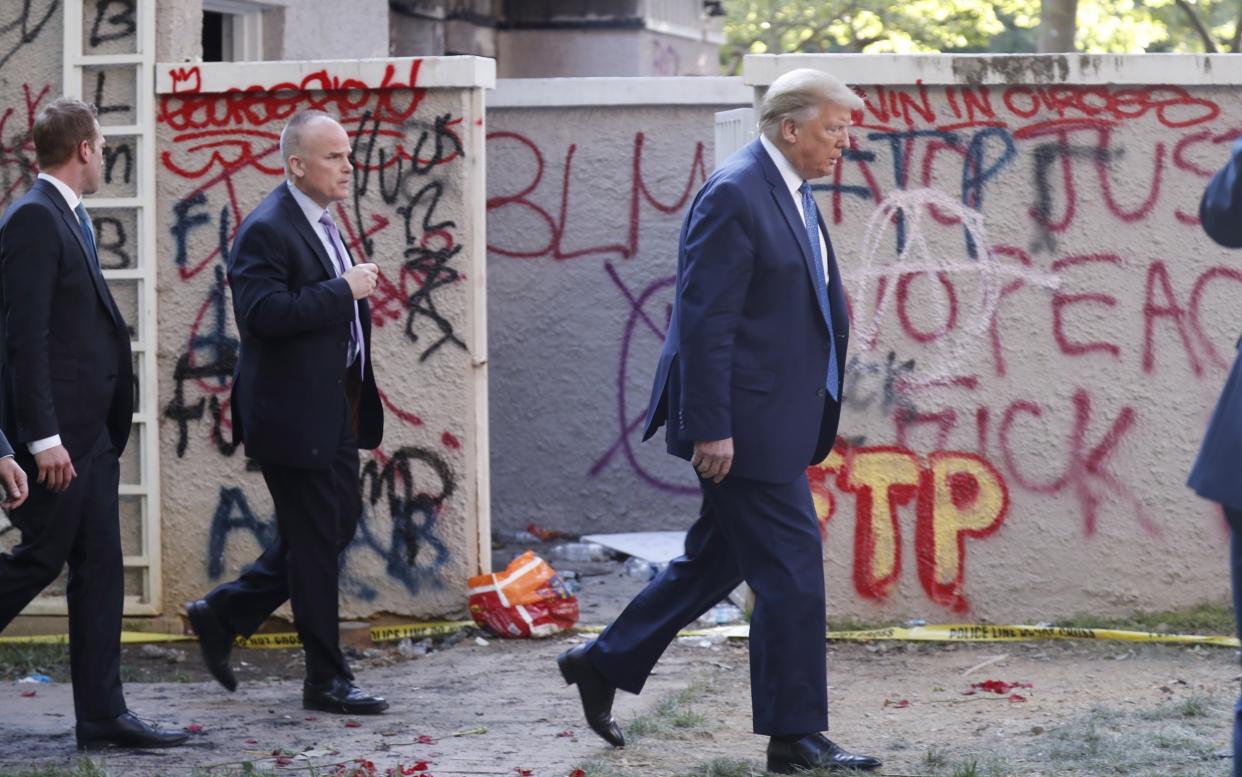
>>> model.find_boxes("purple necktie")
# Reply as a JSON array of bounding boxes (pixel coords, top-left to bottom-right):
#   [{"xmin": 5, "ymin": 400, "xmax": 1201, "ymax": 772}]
[{"xmin": 318, "ymin": 210, "xmax": 365, "ymax": 379}]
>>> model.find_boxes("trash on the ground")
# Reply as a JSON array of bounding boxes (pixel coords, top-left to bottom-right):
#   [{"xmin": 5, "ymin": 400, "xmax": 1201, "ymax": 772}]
[
  {"xmin": 546, "ymin": 541, "xmax": 616, "ymax": 562},
  {"xmin": 495, "ymin": 529, "xmax": 541, "ymax": 544},
  {"xmin": 184, "ymin": 722, "xmax": 205, "ymax": 733},
  {"xmin": 582, "ymin": 531, "xmax": 685, "ymax": 563},
  {"xmin": 905, "ymin": 618, "xmax": 927, "ymax": 627},
  {"xmin": 695, "ymin": 601, "xmax": 745, "ymax": 626},
  {"xmin": 397, "ymin": 637, "xmax": 432, "ymax": 659},
  {"xmin": 19, "ymin": 690, "xmax": 35, "ymax": 698},
  {"xmin": 623, "ymin": 556, "xmax": 667, "ymax": 581},
  {"xmin": 526, "ymin": 522, "xmax": 567, "ymax": 541},
  {"xmin": 141, "ymin": 643, "xmax": 187, "ymax": 663},
  {"xmin": 883, "ymin": 698, "xmax": 910, "ymax": 709},
  {"xmin": 560, "ymin": 569, "xmax": 583, "ymax": 594},
  {"xmin": 467, "ymin": 550, "xmax": 579, "ymax": 638},
  {"xmin": 17, "ymin": 674, "xmax": 50, "ymax": 683},
  {"xmin": 475, "ymin": 636, "xmax": 490, "ymax": 646},
  {"xmin": 964, "ymin": 679, "xmax": 1033, "ymax": 695},
  {"xmin": 677, "ymin": 633, "xmax": 727, "ymax": 648}
]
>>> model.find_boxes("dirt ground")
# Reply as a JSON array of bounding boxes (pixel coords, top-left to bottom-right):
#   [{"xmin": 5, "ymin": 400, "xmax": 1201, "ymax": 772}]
[{"xmin": 0, "ymin": 550, "xmax": 1237, "ymax": 776}]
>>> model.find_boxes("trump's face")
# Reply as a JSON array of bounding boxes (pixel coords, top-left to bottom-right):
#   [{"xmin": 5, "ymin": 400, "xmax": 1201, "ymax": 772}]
[
  {"xmin": 289, "ymin": 118, "xmax": 353, "ymax": 207},
  {"xmin": 781, "ymin": 100, "xmax": 853, "ymax": 182}
]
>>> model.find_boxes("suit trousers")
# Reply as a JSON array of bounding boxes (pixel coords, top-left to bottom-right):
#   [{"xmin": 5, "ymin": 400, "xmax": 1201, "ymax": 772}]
[
  {"xmin": 204, "ymin": 394, "xmax": 361, "ymax": 684},
  {"xmin": 1225, "ymin": 507, "xmax": 1242, "ymax": 777},
  {"xmin": 589, "ymin": 470, "xmax": 828, "ymax": 736},
  {"xmin": 0, "ymin": 431, "xmax": 126, "ymax": 722}
]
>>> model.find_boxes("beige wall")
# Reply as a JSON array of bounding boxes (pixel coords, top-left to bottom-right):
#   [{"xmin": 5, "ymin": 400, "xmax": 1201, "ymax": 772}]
[
  {"xmin": 153, "ymin": 58, "xmax": 492, "ymax": 628},
  {"xmin": 486, "ymin": 58, "xmax": 1242, "ymax": 623}
]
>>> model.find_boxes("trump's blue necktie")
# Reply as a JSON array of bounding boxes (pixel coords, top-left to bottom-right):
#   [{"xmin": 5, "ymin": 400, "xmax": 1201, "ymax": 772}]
[{"xmin": 799, "ymin": 182, "xmax": 839, "ymax": 401}]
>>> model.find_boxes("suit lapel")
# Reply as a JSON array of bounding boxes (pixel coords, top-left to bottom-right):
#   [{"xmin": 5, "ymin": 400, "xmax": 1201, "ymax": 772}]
[
  {"xmin": 751, "ymin": 142, "xmax": 832, "ymax": 331},
  {"xmin": 277, "ymin": 185, "xmax": 337, "ymax": 280},
  {"xmin": 35, "ymin": 180, "xmax": 125, "ymax": 330}
]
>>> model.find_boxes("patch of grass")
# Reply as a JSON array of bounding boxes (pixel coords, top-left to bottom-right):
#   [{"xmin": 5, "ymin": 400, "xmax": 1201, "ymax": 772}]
[
  {"xmin": 1045, "ymin": 696, "xmax": 1226, "ymax": 775},
  {"xmin": 674, "ymin": 758, "xmax": 764, "ymax": 777},
  {"xmin": 624, "ymin": 682, "xmax": 709, "ymax": 744},
  {"xmin": 825, "ymin": 615, "xmax": 889, "ymax": 632},
  {"xmin": 0, "ymin": 761, "xmax": 107, "ymax": 777},
  {"xmin": 0, "ymin": 642, "xmax": 70, "ymax": 682},
  {"xmin": 1053, "ymin": 600, "xmax": 1235, "ymax": 636},
  {"xmin": 924, "ymin": 746, "xmax": 949, "ymax": 768}
]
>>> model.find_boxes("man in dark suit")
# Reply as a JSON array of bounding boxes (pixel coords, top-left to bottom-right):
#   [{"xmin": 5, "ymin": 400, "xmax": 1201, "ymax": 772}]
[
  {"xmin": 1187, "ymin": 136, "xmax": 1242, "ymax": 777},
  {"xmin": 185, "ymin": 109, "xmax": 387, "ymax": 715},
  {"xmin": 0, "ymin": 98, "xmax": 187, "ymax": 749},
  {"xmin": 558, "ymin": 69, "xmax": 881, "ymax": 773}
]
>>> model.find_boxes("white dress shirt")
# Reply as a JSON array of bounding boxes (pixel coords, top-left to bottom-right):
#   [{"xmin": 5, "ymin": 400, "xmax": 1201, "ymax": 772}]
[
  {"xmin": 759, "ymin": 134, "xmax": 830, "ymax": 283},
  {"xmin": 286, "ymin": 181, "xmax": 360, "ymax": 366},
  {"xmin": 27, "ymin": 172, "xmax": 90, "ymax": 456}
]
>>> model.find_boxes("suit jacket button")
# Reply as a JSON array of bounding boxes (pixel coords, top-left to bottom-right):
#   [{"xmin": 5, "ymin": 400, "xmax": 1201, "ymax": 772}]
[{"xmin": 816, "ymin": 387, "xmax": 827, "ymax": 398}]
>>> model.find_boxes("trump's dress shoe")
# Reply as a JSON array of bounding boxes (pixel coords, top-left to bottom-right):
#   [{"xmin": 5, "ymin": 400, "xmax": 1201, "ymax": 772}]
[
  {"xmin": 767, "ymin": 733, "xmax": 882, "ymax": 773},
  {"xmin": 186, "ymin": 599, "xmax": 237, "ymax": 692},
  {"xmin": 557, "ymin": 642, "xmax": 624, "ymax": 747},
  {"xmin": 303, "ymin": 676, "xmax": 389, "ymax": 715},
  {"xmin": 76, "ymin": 711, "xmax": 189, "ymax": 750}
]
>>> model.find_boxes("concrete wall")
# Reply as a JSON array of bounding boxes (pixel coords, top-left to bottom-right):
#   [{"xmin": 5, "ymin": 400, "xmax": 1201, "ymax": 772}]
[
  {"xmin": 486, "ymin": 77, "xmax": 750, "ymax": 534},
  {"xmin": 496, "ymin": 29, "xmax": 719, "ymax": 77},
  {"xmin": 488, "ymin": 56, "xmax": 1242, "ymax": 622},
  {"xmin": 753, "ymin": 54, "xmax": 1242, "ymax": 621},
  {"xmin": 155, "ymin": 56, "xmax": 493, "ymax": 626}
]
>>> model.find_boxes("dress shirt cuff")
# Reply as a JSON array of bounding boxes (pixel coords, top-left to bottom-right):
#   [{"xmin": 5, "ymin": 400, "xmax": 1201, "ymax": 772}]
[{"xmin": 28, "ymin": 435, "xmax": 62, "ymax": 455}]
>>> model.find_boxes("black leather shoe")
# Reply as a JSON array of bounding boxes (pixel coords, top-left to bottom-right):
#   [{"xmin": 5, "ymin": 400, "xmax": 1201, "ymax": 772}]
[
  {"xmin": 76, "ymin": 711, "xmax": 190, "ymax": 750},
  {"xmin": 767, "ymin": 733, "xmax": 881, "ymax": 773},
  {"xmin": 557, "ymin": 642, "xmax": 624, "ymax": 748},
  {"xmin": 303, "ymin": 677, "xmax": 389, "ymax": 715},
  {"xmin": 186, "ymin": 599, "xmax": 237, "ymax": 692}
]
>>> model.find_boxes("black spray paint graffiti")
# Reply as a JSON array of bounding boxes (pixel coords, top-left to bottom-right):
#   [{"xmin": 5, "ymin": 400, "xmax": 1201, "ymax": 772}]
[
  {"xmin": 164, "ymin": 265, "xmax": 239, "ymax": 458},
  {"xmin": 207, "ymin": 487, "xmax": 277, "ymax": 579},
  {"xmin": 205, "ymin": 446, "xmax": 454, "ymax": 598},
  {"xmin": 0, "ymin": 0, "xmax": 57, "ymax": 72},
  {"xmin": 89, "ymin": 0, "xmax": 135, "ymax": 48},
  {"xmin": 1030, "ymin": 142, "xmax": 1113, "ymax": 254},
  {"xmin": 351, "ymin": 110, "xmax": 466, "ymax": 361},
  {"xmin": 94, "ymin": 214, "xmax": 131, "ymax": 268}
]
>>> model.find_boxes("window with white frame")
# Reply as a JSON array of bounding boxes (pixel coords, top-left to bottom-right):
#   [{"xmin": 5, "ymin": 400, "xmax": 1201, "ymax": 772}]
[{"xmin": 203, "ymin": 0, "xmax": 267, "ymax": 61}]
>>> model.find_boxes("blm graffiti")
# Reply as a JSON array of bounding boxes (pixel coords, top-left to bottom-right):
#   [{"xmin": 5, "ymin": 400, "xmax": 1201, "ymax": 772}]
[
  {"xmin": 488, "ymin": 81, "xmax": 1242, "ymax": 616},
  {"xmin": 157, "ymin": 61, "xmax": 473, "ymax": 609}
]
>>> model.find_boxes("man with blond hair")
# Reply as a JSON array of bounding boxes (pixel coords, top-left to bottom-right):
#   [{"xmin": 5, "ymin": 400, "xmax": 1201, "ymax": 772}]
[
  {"xmin": 0, "ymin": 97, "xmax": 186, "ymax": 749},
  {"xmin": 557, "ymin": 69, "xmax": 881, "ymax": 772}
]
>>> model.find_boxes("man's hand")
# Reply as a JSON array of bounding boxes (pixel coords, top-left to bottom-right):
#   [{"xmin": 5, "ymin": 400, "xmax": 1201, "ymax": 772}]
[
  {"xmin": 0, "ymin": 457, "xmax": 27, "ymax": 510},
  {"xmin": 343, "ymin": 263, "xmax": 379, "ymax": 300},
  {"xmin": 34, "ymin": 445, "xmax": 75, "ymax": 493},
  {"xmin": 691, "ymin": 437, "xmax": 734, "ymax": 483}
]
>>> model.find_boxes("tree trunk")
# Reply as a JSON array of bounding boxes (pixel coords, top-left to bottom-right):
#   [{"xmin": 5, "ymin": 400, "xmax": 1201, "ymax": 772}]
[{"xmin": 1037, "ymin": 0, "xmax": 1079, "ymax": 52}]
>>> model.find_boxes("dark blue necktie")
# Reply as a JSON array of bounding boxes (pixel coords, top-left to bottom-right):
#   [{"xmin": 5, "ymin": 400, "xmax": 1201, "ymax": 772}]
[
  {"xmin": 798, "ymin": 182, "xmax": 839, "ymax": 401},
  {"xmin": 74, "ymin": 202, "xmax": 101, "ymax": 274}
]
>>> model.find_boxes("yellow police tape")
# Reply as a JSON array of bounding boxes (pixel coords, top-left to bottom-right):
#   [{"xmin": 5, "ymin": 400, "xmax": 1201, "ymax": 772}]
[
  {"xmin": 0, "ymin": 621, "xmax": 1236, "ymax": 648},
  {"xmin": 586, "ymin": 622, "xmax": 1242, "ymax": 648}
]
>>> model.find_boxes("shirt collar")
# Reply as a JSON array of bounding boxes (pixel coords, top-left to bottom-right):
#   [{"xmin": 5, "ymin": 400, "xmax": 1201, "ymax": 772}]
[
  {"xmin": 37, "ymin": 172, "xmax": 81, "ymax": 212},
  {"xmin": 286, "ymin": 179, "xmax": 327, "ymax": 228},
  {"xmin": 759, "ymin": 134, "xmax": 805, "ymax": 201}
]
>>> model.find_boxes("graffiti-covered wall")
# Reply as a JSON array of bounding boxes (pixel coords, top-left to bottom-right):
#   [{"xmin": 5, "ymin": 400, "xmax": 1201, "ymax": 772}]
[
  {"xmin": 489, "ymin": 57, "xmax": 1242, "ymax": 622},
  {"xmin": 155, "ymin": 57, "xmax": 493, "ymax": 623},
  {"xmin": 486, "ymin": 78, "xmax": 750, "ymax": 535},
  {"xmin": 755, "ymin": 55, "xmax": 1241, "ymax": 621}
]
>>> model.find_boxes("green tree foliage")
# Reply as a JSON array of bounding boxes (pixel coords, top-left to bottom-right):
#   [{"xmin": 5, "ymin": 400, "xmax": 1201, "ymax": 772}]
[{"xmin": 721, "ymin": 0, "xmax": 1242, "ymax": 68}]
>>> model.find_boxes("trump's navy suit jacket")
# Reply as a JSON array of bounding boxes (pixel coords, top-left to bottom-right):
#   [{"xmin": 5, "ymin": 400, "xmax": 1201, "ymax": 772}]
[
  {"xmin": 1188, "ymin": 138, "xmax": 1242, "ymax": 509},
  {"xmin": 228, "ymin": 183, "xmax": 383, "ymax": 469},
  {"xmin": 642, "ymin": 139, "xmax": 849, "ymax": 484}
]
